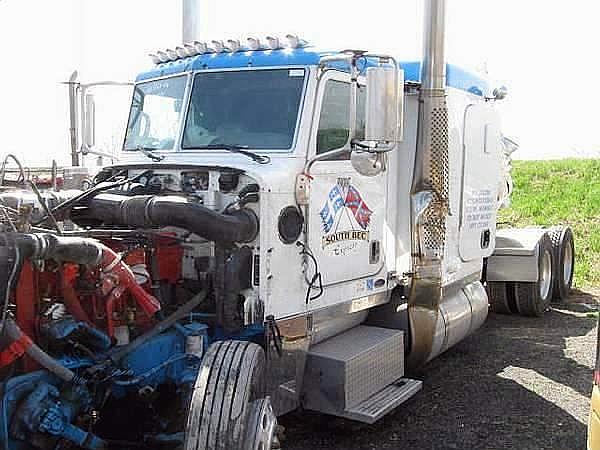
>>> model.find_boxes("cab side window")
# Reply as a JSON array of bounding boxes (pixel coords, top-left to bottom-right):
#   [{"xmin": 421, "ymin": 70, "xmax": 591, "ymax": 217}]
[{"xmin": 316, "ymin": 80, "xmax": 365, "ymax": 156}]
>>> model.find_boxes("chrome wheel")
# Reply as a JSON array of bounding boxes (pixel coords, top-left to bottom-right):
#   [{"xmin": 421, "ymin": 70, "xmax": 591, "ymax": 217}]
[
  {"xmin": 514, "ymin": 234, "xmax": 554, "ymax": 317},
  {"xmin": 245, "ymin": 398, "xmax": 278, "ymax": 450},
  {"xmin": 563, "ymin": 242, "xmax": 573, "ymax": 286},
  {"xmin": 539, "ymin": 249, "xmax": 552, "ymax": 300}
]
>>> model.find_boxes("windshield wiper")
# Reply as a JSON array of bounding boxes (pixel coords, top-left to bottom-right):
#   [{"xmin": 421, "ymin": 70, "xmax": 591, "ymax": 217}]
[
  {"xmin": 193, "ymin": 144, "xmax": 271, "ymax": 164},
  {"xmin": 132, "ymin": 146, "xmax": 165, "ymax": 162}
]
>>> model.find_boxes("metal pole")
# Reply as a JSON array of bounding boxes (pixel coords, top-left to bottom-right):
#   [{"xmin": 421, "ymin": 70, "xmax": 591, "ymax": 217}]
[
  {"xmin": 420, "ymin": 0, "xmax": 447, "ymax": 92},
  {"xmin": 68, "ymin": 71, "xmax": 80, "ymax": 167},
  {"xmin": 182, "ymin": 0, "xmax": 200, "ymax": 43}
]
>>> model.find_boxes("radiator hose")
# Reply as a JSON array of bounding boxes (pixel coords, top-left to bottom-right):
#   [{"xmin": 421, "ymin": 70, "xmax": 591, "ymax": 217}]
[
  {"xmin": 2, "ymin": 317, "xmax": 76, "ymax": 383},
  {"xmin": 11, "ymin": 233, "xmax": 104, "ymax": 266},
  {"xmin": 75, "ymin": 193, "xmax": 259, "ymax": 243}
]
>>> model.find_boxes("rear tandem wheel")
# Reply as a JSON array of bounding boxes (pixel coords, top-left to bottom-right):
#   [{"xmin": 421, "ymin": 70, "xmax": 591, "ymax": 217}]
[
  {"xmin": 548, "ymin": 226, "xmax": 575, "ymax": 301},
  {"xmin": 513, "ymin": 233, "xmax": 554, "ymax": 317},
  {"xmin": 487, "ymin": 280, "xmax": 515, "ymax": 314}
]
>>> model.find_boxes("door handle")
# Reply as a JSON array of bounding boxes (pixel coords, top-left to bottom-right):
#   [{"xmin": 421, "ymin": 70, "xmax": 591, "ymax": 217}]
[{"xmin": 370, "ymin": 240, "xmax": 381, "ymax": 264}]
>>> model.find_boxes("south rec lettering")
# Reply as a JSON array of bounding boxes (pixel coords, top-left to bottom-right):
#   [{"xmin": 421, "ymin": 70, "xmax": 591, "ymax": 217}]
[{"xmin": 322, "ymin": 230, "xmax": 370, "ymax": 248}]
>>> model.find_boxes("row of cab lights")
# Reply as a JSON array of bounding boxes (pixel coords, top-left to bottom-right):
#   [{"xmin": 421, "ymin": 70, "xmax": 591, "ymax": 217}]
[{"xmin": 149, "ymin": 35, "xmax": 308, "ymax": 64}]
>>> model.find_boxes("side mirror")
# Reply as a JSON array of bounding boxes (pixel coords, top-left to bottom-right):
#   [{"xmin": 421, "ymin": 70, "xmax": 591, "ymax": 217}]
[
  {"xmin": 351, "ymin": 151, "xmax": 386, "ymax": 177},
  {"xmin": 84, "ymin": 93, "xmax": 96, "ymax": 149},
  {"xmin": 364, "ymin": 66, "xmax": 404, "ymax": 146}
]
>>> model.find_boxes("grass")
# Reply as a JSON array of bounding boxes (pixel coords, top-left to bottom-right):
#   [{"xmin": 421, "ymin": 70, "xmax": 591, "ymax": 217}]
[{"xmin": 498, "ymin": 158, "xmax": 600, "ymax": 289}]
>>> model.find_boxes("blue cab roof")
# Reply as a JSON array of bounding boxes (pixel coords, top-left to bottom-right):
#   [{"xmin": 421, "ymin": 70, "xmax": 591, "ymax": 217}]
[{"xmin": 136, "ymin": 47, "xmax": 490, "ymax": 97}]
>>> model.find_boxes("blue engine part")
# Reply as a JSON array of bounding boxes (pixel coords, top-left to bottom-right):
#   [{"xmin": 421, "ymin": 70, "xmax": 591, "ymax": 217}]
[
  {"xmin": 1, "ymin": 371, "xmax": 54, "ymax": 450},
  {"xmin": 12, "ymin": 383, "xmax": 104, "ymax": 450},
  {"xmin": 111, "ymin": 322, "xmax": 208, "ymax": 396},
  {"xmin": 43, "ymin": 319, "xmax": 112, "ymax": 352},
  {"xmin": 0, "ymin": 370, "xmax": 103, "ymax": 450},
  {"xmin": 0, "ymin": 322, "xmax": 210, "ymax": 449}
]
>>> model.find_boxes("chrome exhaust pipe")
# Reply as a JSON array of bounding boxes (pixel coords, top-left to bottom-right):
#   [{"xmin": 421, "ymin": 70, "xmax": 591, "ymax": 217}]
[
  {"xmin": 67, "ymin": 71, "xmax": 80, "ymax": 167},
  {"xmin": 407, "ymin": 0, "xmax": 487, "ymax": 368},
  {"xmin": 420, "ymin": 0, "xmax": 447, "ymax": 92},
  {"xmin": 182, "ymin": 0, "xmax": 200, "ymax": 43},
  {"xmin": 412, "ymin": 0, "xmax": 449, "ymax": 261}
]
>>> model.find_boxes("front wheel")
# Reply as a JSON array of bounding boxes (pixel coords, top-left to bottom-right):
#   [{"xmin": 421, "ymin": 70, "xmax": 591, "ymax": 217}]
[{"xmin": 184, "ymin": 340, "xmax": 276, "ymax": 450}]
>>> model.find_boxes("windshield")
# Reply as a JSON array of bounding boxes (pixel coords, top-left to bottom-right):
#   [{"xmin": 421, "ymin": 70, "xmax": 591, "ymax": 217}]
[
  {"xmin": 123, "ymin": 75, "xmax": 187, "ymax": 151},
  {"xmin": 182, "ymin": 69, "xmax": 305, "ymax": 150}
]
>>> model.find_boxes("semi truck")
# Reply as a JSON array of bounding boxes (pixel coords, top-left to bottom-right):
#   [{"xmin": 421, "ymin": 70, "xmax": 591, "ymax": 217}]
[{"xmin": 0, "ymin": 0, "xmax": 576, "ymax": 449}]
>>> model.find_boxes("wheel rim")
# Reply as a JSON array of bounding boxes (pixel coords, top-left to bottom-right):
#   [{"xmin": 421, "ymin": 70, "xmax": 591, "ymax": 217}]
[
  {"xmin": 246, "ymin": 398, "xmax": 277, "ymax": 450},
  {"xmin": 540, "ymin": 250, "xmax": 552, "ymax": 299},
  {"xmin": 563, "ymin": 242, "xmax": 573, "ymax": 286}
]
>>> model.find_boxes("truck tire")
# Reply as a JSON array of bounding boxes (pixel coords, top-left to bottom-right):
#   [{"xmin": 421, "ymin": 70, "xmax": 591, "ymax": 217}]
[
  {"xmin": 184, "ymin": 340, "xmax": 276, "ymax": 450},
  {"xmin": 487, "ymin": 281, "xmax": 516, "ymax": 314},
  {"xmin": 548, "ymin": 226, "xmax": 575, "ymax": 301},
  {"xmin": 513, "ymin": 234, "xmax": 554, "ymax": 317}
]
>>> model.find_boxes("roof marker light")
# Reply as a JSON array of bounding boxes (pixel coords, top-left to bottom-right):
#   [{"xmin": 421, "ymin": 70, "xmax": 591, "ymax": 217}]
[
  {"xmin": 165, "ymin": 49, "xmax": 179, "ymax": 61},
  {"xmin": 265, "ymin": 36, "xmax": 281, "ymax": 50},
  {"xmin": 156, "ymin": 51, "xmax": 170, "ymax": 63},
  {"xmin": 227, "ymin": 39, "xmax": 242, "ymax": 52},
  {"xmin": 150, "ymin": 34, "xmax": 308, "ymax": 63},
  {"xmin": 211, "ymin": 40, "xmax": 228, "ymax": 52},
  {"xmin": 247, "ymin": 37, "xmax": 262, "ymax": 51},
  {"xmin": 184, "ymin": 43, "xmax": 199, "ymax": 56},
  {"xmin": 286, "ymin": 34, "xmax": 308, "ymax": 49},
  {"xmin": 193, "ymin": 41, "xmax": 209, "ymax": 53}
]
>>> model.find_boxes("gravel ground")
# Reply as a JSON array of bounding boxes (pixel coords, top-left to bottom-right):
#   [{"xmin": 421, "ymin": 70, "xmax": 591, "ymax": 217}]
[{"xmin": 280, "ymin": 289, "xmax": 599, "ymax": 450}]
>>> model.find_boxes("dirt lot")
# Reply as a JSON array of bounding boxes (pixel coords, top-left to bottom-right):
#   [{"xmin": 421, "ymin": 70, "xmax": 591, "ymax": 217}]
[{"xmin": 280, "ymin": 289, "xmax": 599, "ymax": 450}]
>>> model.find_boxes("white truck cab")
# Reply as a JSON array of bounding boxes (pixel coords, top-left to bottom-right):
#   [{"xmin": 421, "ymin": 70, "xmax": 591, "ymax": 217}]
[{"xmin": 102, "ymin": 32, "xmax": 504, "ymax": 419}]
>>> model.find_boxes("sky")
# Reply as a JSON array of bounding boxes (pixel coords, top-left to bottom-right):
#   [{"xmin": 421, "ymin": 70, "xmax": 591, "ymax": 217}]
[{"xmin": 0, "ymin": 0, "xmax": 599, "ymax": 166}]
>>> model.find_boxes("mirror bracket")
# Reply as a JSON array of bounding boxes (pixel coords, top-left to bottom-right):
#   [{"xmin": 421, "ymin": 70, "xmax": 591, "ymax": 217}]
[{"xmin": 351, "ymin": 139, "xmax": 396, "ymax": 153}]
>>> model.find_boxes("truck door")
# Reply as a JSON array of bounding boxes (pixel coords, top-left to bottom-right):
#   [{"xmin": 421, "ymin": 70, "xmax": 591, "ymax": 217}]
[
  {"xmin": 307, "ymin": 71, "xmax": 388, "ymax": 287},
  {"xmin": 458, "ymin": 103, "xmax": 502, "ymax": 261}
]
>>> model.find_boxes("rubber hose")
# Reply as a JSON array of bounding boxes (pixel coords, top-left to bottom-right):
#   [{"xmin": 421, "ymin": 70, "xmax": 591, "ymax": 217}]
[
  {"xmin": 78, "ymin": 193, "xmax": 259, "ymax": 243},
  {"xmin": 8, "ymin": 234, "xmax": 103, "ymax": 266},
  {"xmin": 3, "ymin": 318, "xmax": 76, "ymax": 383}
]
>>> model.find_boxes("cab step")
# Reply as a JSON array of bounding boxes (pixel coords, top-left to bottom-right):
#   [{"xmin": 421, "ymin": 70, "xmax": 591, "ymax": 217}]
[
  {"xmin": 343, "ymin": 378, "xmax": 422, "ymax": 423},
  {"xmin": 302, "ymin": 325, "xmax": 417, "ymax": 422}
]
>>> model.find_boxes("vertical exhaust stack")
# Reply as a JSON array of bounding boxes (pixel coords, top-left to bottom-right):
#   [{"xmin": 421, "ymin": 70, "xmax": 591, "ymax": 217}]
[
  {"xmin": 407, "ymin": 0, "xmax": 451, "ymax": 368},
  {"xmin": 182, "ymin": 0, "xmax": 200, "ymax": 43},
  {"xmin": 407, "ymin": 0, "xmax": 488, "ymax": 369},
  {"xmin": 68, "ymin": 71, "xmax": 80, "ymax": 167},
  {"xmin": 420, "ymin": 0, "xmax": 447, "ymax": 92}
]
